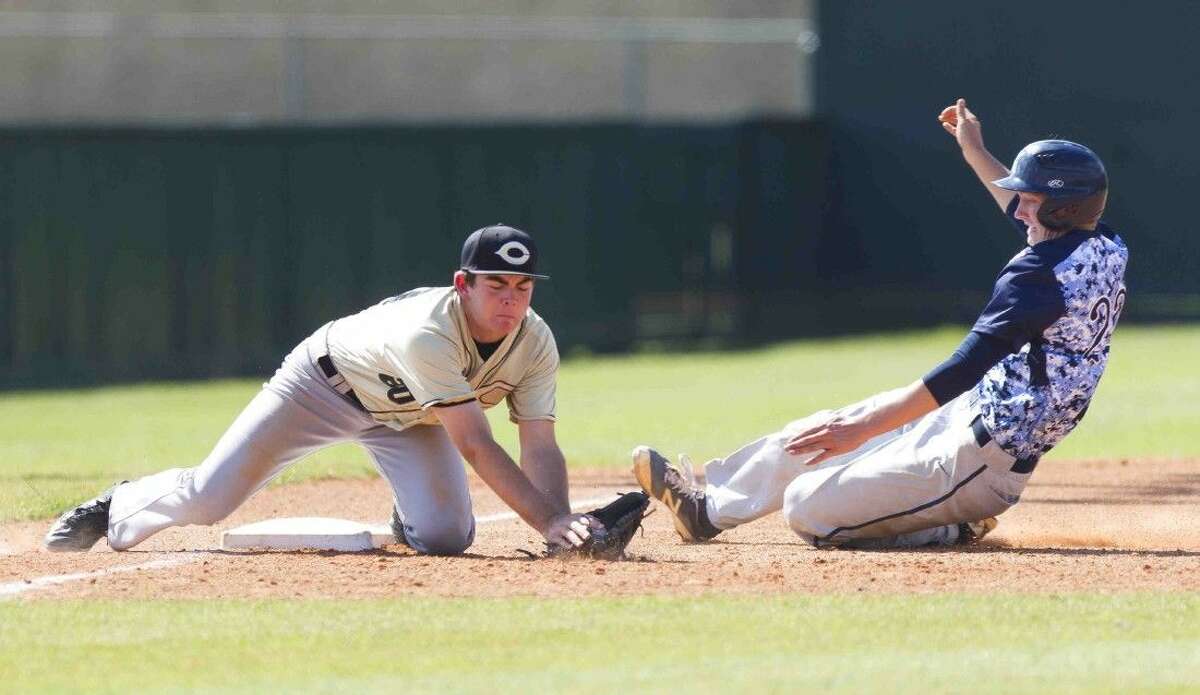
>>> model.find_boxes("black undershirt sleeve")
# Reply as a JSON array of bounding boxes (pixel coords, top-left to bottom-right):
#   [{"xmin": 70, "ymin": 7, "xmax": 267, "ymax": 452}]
[{"xmin": 922, "ymin": 331, "xmax": 1014, "ymax": 405}]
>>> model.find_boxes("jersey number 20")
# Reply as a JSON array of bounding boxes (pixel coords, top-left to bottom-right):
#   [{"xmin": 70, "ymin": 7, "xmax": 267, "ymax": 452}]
[{"xmin": 377, "ymin": 373, "xmax": 415, "ymax": 405}]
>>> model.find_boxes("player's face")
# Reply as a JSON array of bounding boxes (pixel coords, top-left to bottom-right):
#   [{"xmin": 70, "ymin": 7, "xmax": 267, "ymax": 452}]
[
  {"xmin": 1013, "ymin": 191, "xmax": 1050, "ymax": 240},
  {"xmin": 460, "ymin": 273, "xmax": 535, "ymax": 340}
]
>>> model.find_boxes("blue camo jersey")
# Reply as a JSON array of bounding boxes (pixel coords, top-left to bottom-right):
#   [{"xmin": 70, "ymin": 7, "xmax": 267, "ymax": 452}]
[{"xmin": 971, "ymin": 198, "xmax": 1128, "ymax": 461}]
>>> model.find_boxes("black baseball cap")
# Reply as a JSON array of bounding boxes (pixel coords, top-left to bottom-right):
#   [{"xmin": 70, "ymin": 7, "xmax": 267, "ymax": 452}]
[{"xmin": 460, "ymin": 224, "xmax": 549, "ymax": 279}]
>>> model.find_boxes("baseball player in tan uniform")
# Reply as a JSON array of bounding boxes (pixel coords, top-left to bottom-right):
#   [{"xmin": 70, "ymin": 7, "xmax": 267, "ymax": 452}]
[{"xmin": 45, "ymin": 225, "xmax": 598, "ymax": 555}]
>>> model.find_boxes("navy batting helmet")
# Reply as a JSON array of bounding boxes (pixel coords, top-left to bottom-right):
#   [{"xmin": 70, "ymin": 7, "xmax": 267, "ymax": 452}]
[{"xmin": 993, "ymin": 140, "xmax": 1108, "ymax": 231}]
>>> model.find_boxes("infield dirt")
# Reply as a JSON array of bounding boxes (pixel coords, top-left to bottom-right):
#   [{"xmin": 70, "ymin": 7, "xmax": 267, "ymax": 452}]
[{"xmin": 3, "ymin": 457, "xmax": 1198, "ymax": 600}]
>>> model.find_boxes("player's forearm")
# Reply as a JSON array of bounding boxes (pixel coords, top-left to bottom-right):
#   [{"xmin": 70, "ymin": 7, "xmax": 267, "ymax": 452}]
[
  {"xmin": 849, "ymin": 380, "xmax": 940, "ymax": 439},
  {"xmin": 961, "ymin": 144, "xmax": 1014, "ymax": 211},
  {"xmin": 463, "ymin": 439, "xmax": 557, "ymax": 534},
  {"xmin": 520, "ymin": 446, "xmax": 570, "ymax": 515},
  {"xmin": 962, "ymin": 144, "xmax": 1008, "ymax": 183}
]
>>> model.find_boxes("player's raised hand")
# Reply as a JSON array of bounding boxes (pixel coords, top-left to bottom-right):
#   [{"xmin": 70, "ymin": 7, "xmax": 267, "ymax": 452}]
[
  {"xmin": 938, "ymin": 98, "xmax": 985, "ymax": 152},
  {"xmin": 782, "ymin": 411, "xmax": 873, "ymax": 467}
]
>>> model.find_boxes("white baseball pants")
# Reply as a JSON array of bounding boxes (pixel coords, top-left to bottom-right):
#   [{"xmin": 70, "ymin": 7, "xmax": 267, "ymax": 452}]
[
  {"xmin": 106, "ymin": 332, "xmax": 475, "ymax": 554},
  {"xmin": 703, "ymin": 393, "xmax": 1030, "ymax": 548}
]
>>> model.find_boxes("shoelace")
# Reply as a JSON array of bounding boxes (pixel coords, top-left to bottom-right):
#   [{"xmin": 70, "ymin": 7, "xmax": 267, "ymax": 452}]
[
  {"xmin": 676, "ymin": 454, "xmax": 698, "ymax": 487},
  {"xmin": 662, "ymin": 463, "xmax": 705, "ymax": 505},
  {"xmin": 51, "ymin": 498, "xmax": 108, "ymax": 537},
  {"xmin": 66, "ymin": 498, "xmax": 105, "ymax": 521},
  {"xmin": 665, "ymin": 454, "xmax": 721, "ymax": 540}
]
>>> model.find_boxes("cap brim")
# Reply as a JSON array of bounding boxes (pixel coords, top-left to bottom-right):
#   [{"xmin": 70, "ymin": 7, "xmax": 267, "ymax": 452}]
[{"xmin": 463, "ymin": 269, "xmax": 550, "ymax": 280}]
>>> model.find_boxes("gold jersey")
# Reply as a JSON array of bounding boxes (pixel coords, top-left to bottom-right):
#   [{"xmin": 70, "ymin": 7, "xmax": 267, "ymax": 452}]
[{"xmin": 321, "ymin": 287, "xmax": 558, "ymax": 431}]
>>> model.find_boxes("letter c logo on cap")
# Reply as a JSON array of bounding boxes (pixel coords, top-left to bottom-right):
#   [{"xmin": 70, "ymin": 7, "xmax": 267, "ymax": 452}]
[{"xmin": 495, "ymin": 241, "xmax": 531, "ymax": 266}]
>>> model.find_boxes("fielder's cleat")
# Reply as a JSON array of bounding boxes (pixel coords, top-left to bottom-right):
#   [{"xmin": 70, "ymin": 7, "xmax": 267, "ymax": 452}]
[
  {"xmin": 631, "ymin": 445, "xmax": 721, "ymax": 542},
  {"xmin": 389, "ymin": 506, "xmax": 411, "ymax": 548},
  {"xmin": 957, "ymin": 517, "xmax": 998, "ymax": 545},
  {"xmin": 43, "ymin": 481, "xmax": 127, "ymax": 552}
]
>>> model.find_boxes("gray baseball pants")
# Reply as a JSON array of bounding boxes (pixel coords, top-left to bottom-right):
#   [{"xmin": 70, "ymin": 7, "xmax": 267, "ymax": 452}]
[
  {"xmin": 703, "ymin": 393, "xmax": 1029, "ymax": 548},
  {"xmin": 106, "ymin": 331, "xmax": 475, "ymax": 554}
]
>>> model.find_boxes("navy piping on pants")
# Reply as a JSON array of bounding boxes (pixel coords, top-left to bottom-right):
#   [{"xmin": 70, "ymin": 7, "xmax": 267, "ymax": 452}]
[{"xmin": 815, "ymin": 464, "xmax": 989, "ymax": 546}]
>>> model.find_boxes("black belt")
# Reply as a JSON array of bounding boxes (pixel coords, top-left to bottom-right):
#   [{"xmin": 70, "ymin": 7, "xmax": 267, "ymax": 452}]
[
  {"xmin": 316, "ymin": 354, "xmax": 368, "ymax": 412},
  {"xmin": 971, "ymin": 414, "xmax": 1038, "ymax": 474}
]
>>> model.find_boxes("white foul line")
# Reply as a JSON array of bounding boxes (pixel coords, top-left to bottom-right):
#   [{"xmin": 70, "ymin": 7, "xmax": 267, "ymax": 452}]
[
  {"xmin": 0, "ymin": 493, "xmax": 624, "ymax": 599},
  {"xmin": 0, "ymin": 558, "xmax": 198, "ymax": 598}
]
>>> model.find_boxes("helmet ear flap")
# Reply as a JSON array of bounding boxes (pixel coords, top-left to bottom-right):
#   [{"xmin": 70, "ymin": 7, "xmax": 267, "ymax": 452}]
[
  {"xmin": 1037, "ymin": 201, "xmax": 1078, "ymax": 231},
  {"xmin": 1036, "ymin": 189, "xmax": 1108, "ymax": 232}
]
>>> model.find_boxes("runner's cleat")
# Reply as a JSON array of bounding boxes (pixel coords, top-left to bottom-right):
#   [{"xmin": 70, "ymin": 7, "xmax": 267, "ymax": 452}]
[
  {"xmin": 957, "ymin": 517, "xmax": 998, "ymax": 545},
  {"xmin": 631, "ymin": 446, "xmax": 721, "ymax": 542}
]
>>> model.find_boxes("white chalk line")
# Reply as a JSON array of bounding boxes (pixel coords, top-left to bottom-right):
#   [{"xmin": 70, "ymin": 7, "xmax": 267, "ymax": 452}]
[
  {"xmin": 0, "ymin": 558, "xmax": 197, "ymax": 598},
  {"xmin": 0, "ymin": 493, "xmax": 624, "ymax": 599}
]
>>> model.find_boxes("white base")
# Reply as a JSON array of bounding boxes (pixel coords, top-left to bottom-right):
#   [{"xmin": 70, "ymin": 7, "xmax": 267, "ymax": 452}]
[{"xmin": 221, "ymin": 517, "xmax": 396, "ymax": 552}]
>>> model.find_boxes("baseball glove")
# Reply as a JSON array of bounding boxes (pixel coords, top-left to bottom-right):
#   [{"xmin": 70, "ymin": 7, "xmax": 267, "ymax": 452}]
[{"xmin": 547, "ymin": 491, "xmax": 650, "ymax": 561}]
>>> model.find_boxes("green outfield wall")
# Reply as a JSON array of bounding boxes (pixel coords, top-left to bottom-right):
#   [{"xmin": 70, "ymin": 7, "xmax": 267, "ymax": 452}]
[{"xmin": 0, "ymin": 122, "xmax": 831, "ymax": 386}]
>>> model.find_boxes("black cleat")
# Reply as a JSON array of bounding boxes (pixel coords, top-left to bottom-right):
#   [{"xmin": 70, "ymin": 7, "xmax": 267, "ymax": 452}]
[
  {"xmin": 632, "ymin": 445, "xmax": 721, "ymax": 542},
  {"xmin": 43, "ymin": 481, "xmax": 127, "ymax": 552},
  {"xmin": 390, "ymin": 506, "xmax": 411, "ymax": 548}
]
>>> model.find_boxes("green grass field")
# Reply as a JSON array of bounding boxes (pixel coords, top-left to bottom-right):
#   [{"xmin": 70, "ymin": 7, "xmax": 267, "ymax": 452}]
[
  {"xmin": 3, "ymin": 325, "xmax": 1198, "ymax": 693},
  {"xmin": 2, "ymin": 324, "xmax": 1197, "ymax": 523},
  {"xmin": 3, "ymin": 595, "xmax": 1199, "ymax": 694}
]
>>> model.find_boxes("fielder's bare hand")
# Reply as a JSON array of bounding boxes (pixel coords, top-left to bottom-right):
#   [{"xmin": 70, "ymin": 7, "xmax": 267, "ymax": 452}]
[
  {"xmin": 545, "ymin": 512, "xmax": 600, "ymax": 549},
  {"xmin": 939, "ymin": 98, "xmax": 986, "ymax": 152},
  {"xmin": 783, "ymin": 411, "xmax": 874, "ymax": 467}
]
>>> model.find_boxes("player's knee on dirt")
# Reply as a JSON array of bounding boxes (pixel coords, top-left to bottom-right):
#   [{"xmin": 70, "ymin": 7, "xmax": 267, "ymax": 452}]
[
  {"xmin": 782, "ymin": 494, "xmax": 823, "ymax": 546},
  {"xmin": 781, "ymin": 473, "xmax": 846, "ymax": 546},
  {"xmin": 404, "ymin": 516, "xmax": 476, "ymax": 556}
]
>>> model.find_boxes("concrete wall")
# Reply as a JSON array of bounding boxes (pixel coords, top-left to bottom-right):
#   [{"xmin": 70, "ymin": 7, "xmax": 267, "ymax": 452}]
[{"xmin": 0, "ymin": 1, "xmax": 816, "ymax": 123}]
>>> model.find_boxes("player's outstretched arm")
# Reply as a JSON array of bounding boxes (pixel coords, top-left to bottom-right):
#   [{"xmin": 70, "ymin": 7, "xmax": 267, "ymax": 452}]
[
  {"xmin": 516, "ymin": 419, "xmax": 570, "ymax": 514},
  {"xmin": 782, "ymin": 380, "xmax": 940, "ymax": 466},
  {"xmin": 938, "ymin": 98, "xmax": 1014, "ymax": 212},
  {"xmin": 435, "ymin": 401, "xmax": 593, "ymax": 549}
]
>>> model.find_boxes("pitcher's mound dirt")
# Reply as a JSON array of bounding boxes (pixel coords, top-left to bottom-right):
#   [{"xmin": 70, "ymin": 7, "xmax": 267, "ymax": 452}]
[{"xmin": 3, "ymin": 459, "xmax": 1198, "ymax": 600}]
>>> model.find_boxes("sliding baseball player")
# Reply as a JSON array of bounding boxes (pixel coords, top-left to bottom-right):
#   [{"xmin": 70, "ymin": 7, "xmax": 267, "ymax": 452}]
[{"xmin": 635, "ymin": 99, "xmax": 1128, "ymax": 549}]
